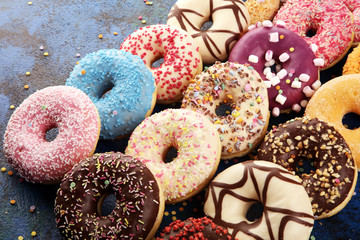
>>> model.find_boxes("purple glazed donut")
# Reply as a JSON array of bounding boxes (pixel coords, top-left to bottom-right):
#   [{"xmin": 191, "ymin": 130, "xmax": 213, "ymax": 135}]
[{"xmin": 229, "ymin": 21, "xmax": 322, "ymax": 116}]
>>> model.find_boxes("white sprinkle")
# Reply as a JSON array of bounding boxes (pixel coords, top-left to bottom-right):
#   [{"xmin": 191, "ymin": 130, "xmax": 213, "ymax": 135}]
[
  {"xmin": 292, "ymin": 103, "xmax": 301, "ymax": 112},
  {"xmin": 271, "ymin": 76, "xmax": 280, "ymax": 86},
  {"xmin": 291, "ymin": 80, "xmax": 302, "ymax": 88},
  {"xmin": 303, "ymin": 86, "xmax": 315, "ymax": 97},
  {"xmin": 265, "ymin": 59, "xmax": 275, "ymax": 67},
  {"xmin": 263, "ymin": 80, "xmax": 272, "ymax": 88},
  {"xmin": 276, "ymin": 20, "xmax": 286, "ymax": 28},
  {"xmin": 279, "ymin": 52, "xmax": 290, "ymax": 62},
  {"xmin": 299, "ymin": 73, "xmax": 310, "ymax": 82},
  {"xmin": 272, "ymin": 107, "xmax": 280, "ymax": 117},
  {"xmin": 39, "ymin": 45, "xmax": 44, "ymax": 51},
  {"xmin": 275, "ymin": 94, "xmax": 287, "ymax": 105},
  {"xmin": 269, "ymin": 32, "xmax": 279, "ymax": 42},
  {"xmin": 277, "ymin": 69, "xmax": 287, "ymax": 79},
  {"xmin": 313, "ymin": 58, "xmax": 325, "ymax": 67},
  {"xmin": 248, "ymin": 55, "xmax": 259, "ymax": 63},
  {"xmin": 265, "ymin": 50, "xmax": 273, "ymax": 61},
  {"xmin": 312, "ymin": 80, "xmax": 322, "ymax": 90},
  {"xmin": 262, "ymin": 20, "xmax": 273, "ymax": 28}
]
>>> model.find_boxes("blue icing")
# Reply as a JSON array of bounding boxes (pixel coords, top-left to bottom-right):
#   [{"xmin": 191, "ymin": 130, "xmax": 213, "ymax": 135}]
[{"xmin": 66, "ymin": 49, "xmax": 155, "ymax": 140}]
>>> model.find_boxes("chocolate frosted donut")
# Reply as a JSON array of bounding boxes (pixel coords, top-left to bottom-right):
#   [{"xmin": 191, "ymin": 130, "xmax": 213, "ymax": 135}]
[
  {"xmin": 55, "ymin": 152, "xmax": 165, "ymax": 240},
  {"xmin": 204, "ymin": 160, "xmax": 314, "ymax": 240},
  {"xmin": 257, "ymin": 117, "xmax": 357, "ymax": 219},
  {"xmin": 229, "ymin": 21, "xmax": 321, "ymax": 116},
  {"xmin": 157, "ymin": 217, "xmax": 236, "ymax": 240}
]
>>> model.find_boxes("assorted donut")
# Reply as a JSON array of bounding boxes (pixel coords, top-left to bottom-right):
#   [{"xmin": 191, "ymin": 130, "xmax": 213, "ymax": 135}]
[{"xmin": 4, "ymin": 0, "xmax": 360, "ymax": 238}]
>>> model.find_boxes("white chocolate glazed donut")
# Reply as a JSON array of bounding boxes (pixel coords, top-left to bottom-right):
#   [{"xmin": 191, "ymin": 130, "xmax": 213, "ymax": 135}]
[
  {"xmin": 181, "ymin": 62, "xmax": 269, "ymax": 159},
  {"xmin": 204, "ymin": 160, "xmax": 314, "ymax": 240},
  {"xmin": 125, "ymin": 108, "xmax": 221, "ymax": 203},
  {"xmin": 167, "ymin": 0, "xmax": 250, "ymax": 65},
  {"xmin": 120, "ymin": 24, "xmax": 202, "ymax": 104}
]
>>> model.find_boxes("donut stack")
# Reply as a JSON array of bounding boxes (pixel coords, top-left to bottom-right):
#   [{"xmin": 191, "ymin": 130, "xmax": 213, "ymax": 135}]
[{"xmin": 3, "ymin": 0, "xmax": 360, "ymax": 239}]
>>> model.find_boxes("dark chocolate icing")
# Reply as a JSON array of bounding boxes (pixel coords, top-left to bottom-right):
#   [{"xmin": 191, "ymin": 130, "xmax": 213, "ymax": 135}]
[
  {"xmin": 257, "ymin": 117, "xmax": 357, "ymax": 218},
  {"xmin": 54, "ymin": 152, "xmax": 162, "ymax": 239}
]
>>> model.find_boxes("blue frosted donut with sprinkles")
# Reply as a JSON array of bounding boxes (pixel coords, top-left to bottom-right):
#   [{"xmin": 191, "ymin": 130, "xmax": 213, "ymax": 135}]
[{"xmin": 66, "ymin": 49, "xmax": 156, "ymax": 140}]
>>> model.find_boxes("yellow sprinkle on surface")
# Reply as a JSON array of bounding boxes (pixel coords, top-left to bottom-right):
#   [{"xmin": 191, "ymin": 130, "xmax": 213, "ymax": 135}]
[
  {"xmin": 31, "ymin": 231, "xmax": 37, "ymax": 237},
  {"xmin": 141, "ymin": 20, "xmax": 147, "ymax": 24},
  {"xmin": 10, "ymin": 105, "xmax": 15, "ymax": 109},
  {"xmin": 164, "ymin": 211, "xmax": 169, "ymax": 216},
  {"xmin": 10, "ymin": 199, "xmax": 16, "ymax": 205},
  {"xmin": 18, "ymin": 237, "xmax": 24, "ymax": 240},
  {"xmin": 171, "ymin": 216, "xmax": 177, "ymax": 221},
  {"xmin": 98, "ymin": 34, "xmax": 103, "ymax": 39},
  {"xmin": 44, "ymin": 52, "xmax": 49, "ymax": 56},
  {"xmin": 26, "ymin": 71, "xmax": 31, "ymax": 76},
  {"xmin": 171, "ymin": 210, "xmax": 176, "ymax": 215},
  {"xmin": 1, "ymin": 167, "xmax": 6, "ymax": 172},
  {"xmin": 113, "ymin": 32, "xmax": 118, "ymax": 36},
  {"xmin": 24, "ymin": 85, "xmax": 29, "ymax": 89},
  {"xmin": 28, "ymin": 2, "xmax": 32, "ymax": 5}
]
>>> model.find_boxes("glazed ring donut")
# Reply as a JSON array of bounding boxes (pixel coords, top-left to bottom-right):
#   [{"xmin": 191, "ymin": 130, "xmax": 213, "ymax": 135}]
[
  {"xmin": 167, "ymin": 0, "xmax": 250, "ymax": 65},
  {"xmin": 181, "ymin": 61, "xmax": 270, "ymax": 159},
  {"xmin": 204, "ymin": 160, "xmax": 314, "ymax": 240},
  {"xmin": 157, "ymin": 217, "xmax": 236, "ymax": 240},
  {"xmin": 343, "ymin": 0, "xmax": 360, "ymax": 46},
  {"xmin": 274, "ymin": 0, "xmax": 354, "ymax": 70},
  {"xmin": 125, "ymin": 108, "xmax": 221, "ymax": 203},
  {"xmin": 305, "ymin": 74, "xmax": 360, "ymax": 168},
  {"xmin": 3, "ymin": 86, "xmax": 100, "ymax": 184},
  {"xmin": 343, "ymin": 45, "xmax": 360, "ymax": 74},
  {"xmin": 229, "ymin": 21, "xmax": 321, "ymax": 116},
  {"xmin": 257, "ymin": 117, "xmax": 357, "ymax": 219},
  {"xmin": 242, "ymin": 0, "xmax": 280, "ymax": 25},
  {"xmin": 66, "ymin": 49, "xmax": 156, "ymax": 140},
  {"xmin": 55, "ymin": 152, "xmax": 165, "ymax": 240},
  {"xmin": 120, "ymin": 24, "xmax": 202, "ymax": 104}
]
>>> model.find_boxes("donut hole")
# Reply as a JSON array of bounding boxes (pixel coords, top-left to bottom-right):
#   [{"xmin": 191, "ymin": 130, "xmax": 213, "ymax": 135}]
[
  {"xmin": 98, "ymin": 192, "xmax": 117, "ymax": 216},
  {"xmin": 342, "ymin": 112, "xmax": 360, "ymax": 129},
  {"xmin": 246, "ymin": 202, "xmax": 264, "ymax": 222},
  {"xmin": 45, "ymin": 127, "xmax": 59, "ymax": 142},
  {"xmin": 265, "ymin": 60, "xmax": 282, "ymax": 75},
  {"xmin": 200, "ymin": 21, "xmax": 213, "ymax": 31},
  {"xmin": 295, "ymin": 159, "xmax": 316, "ymax": 175},
  {"xmin": 305, "ymin": 26, "xmax": 318, "ymax": 38},
  {"xmin": 100, "ymin": 82, "xmax": 115, "ymax": 99},
  {"xmin": 215, "ymin": 103, "xmax": 232, "ymax": 117},
  {"xmin": 151, "ymin": 57, "xmax": 165, "ymax": 69},
  {"xmin": 163, "ymin": 146, "xmax": 179, "ymax": 163}
]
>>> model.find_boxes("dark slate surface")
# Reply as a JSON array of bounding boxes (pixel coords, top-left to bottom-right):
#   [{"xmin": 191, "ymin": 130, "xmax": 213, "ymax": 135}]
[{"xmin": 0, "ymin": 1, "xmax": 359, "ymax": 239}]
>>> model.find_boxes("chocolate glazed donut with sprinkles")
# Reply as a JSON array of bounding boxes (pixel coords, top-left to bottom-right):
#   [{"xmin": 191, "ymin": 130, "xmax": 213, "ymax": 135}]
[
  {"xmin": 257, "ymin": 117, "xmax": 357, "ymax": 219},
  {"xmin": 54, "ymin": 152, "xmax": 165, "ymax": 240},
  {"xmin": 182, "ymin": 61, "xmax": 270, "ymax": 159}
]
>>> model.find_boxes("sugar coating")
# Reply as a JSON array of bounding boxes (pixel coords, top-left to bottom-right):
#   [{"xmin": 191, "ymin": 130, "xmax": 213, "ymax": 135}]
[
  {"xmin": 66, "ymin": 49, "xmax": 156, "ymax": 140},
  {"xmin": 3, "ymin": 86, "xmax": 100, "ymax": 183}
]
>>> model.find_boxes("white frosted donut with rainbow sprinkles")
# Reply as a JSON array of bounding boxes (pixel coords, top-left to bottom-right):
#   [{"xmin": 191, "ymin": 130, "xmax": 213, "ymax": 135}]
[
  {"xmin": 3, "ymin": 86, "xmax": 100, "ymax": 184},
  {"xmin": 274, "ymin": 0, "xmax": 354, "ymax": 70},
  {"xmin": 125, "ymin": 108, "xmax": 221, "ymax": 203}
]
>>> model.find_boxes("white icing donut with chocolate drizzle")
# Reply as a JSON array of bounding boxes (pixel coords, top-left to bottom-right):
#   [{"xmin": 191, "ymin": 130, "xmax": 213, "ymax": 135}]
[
  {"xmin": 167, "ymin": 0, "xmax": 250, "ymax": 65},
  {"xmin": 125, "ymin": 108, "xmax": 221, "ymax": 203},
  {"xmin": 204, "ymin": 160, "xmax": 314, "ymax": 240},
  {"xmin": 181, "ymin": 62, "xmax": 270, "ymax": 159}
]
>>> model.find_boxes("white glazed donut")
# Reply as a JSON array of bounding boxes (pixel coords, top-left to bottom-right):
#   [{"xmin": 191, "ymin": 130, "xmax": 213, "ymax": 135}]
[
  {"xmin": 204, "ymin": 160, "xmax": 314, "ymax": 240},
  {"xmin": 125, "ymin": 108, "xmax": 221, "ymax": 203},
  {"xmin": 167, "ymin": 0, "xmax": 250, "ymax": 65}
]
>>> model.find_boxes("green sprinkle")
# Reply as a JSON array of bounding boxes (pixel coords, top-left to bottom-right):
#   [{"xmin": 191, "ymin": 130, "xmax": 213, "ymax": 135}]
[
  {"xmin": 104, "ymin": 180, "xmax": 110, "ymax": 185},
  {"xmin": 70, "ymin": 182, "xmax": 76, "ymax": 188},
  {"xmin": 41, "ymin": 105, "xmax": 46, "ymax": 110},
  {"xmin": 250, "ymin": 102, "xmax": 254, "ymax": 106},
  {"xmin": 278, "ymin": 89, "xmax": 283, "ymax": 94},
  {"xmin": 221, "ymin": 83, "xmax": 226, "ymax": 90}
]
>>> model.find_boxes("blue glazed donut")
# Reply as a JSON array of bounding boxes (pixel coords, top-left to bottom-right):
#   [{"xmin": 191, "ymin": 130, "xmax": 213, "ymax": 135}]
[{"xmin": 66, "ymin": 49, "xmax": 156, "ymax": 140}]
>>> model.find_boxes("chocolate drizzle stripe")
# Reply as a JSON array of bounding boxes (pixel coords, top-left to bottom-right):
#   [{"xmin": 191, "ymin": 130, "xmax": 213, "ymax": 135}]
[
  {"xmin": 212, "ymin": 0, "xmax": 248, "ymax": 33},
  {"xmin": 279, "ymin": 216, "xmax": 314, "ymax": 240},
  {"xmin": 167, "ymin": 4, "xmax": 204, "ymax": 31}
]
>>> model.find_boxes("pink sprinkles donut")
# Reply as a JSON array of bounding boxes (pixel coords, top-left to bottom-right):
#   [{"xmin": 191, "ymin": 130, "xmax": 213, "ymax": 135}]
[
  {"xmin": 120, "ymin": 24, "xmax": 203, "ymax": 104},
  {"xmin": 229, "ymin": 21, "xmax": 321, "ymax": 116},
  {"xmin": 3, "ymin": 86, "xmax": 100, "ymax": 183},
  {"xmin": 274, "ymin": 0, "xmax": 353, "ymax": 69},
  {"xmin": 343, "ymin": 0, "xmax": 360, "ymax": 45}
]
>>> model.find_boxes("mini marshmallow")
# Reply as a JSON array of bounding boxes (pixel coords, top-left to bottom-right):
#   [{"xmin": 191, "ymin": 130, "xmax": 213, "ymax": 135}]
[
  {"xmin": 262, "ymin": 20, "xmax": 273, "ymax": 28},
  {"xmin": 269, "ymin": 32, "xmax": 279, "ymax": 42},
  {"xmin": 299, "ymin": 73, "xmax": 310, "ymax": 82},
  {"xmin": 275, "ymin": 94, "xmax": 287, "ymax": 105},
  {"xmin": 265, "ymin": 59, "xmax": 275, "ymax": 67},
  {"xmin": 264, "ymin": 80, "xmax": 272, "ymax": 88},
  {"xmin": 263, "ymin": 67, "xmax": 272, "ymax": 76},
  {"xmin": 272, "ymin": 107, "xmax": 280, "ymax": 117},
  {"xmin": 291, "ymin": 80, "xmax": 302, "ymax": 89},
  {"xmin": 277, "ymin": 69, "xmax": 287, "ymax": 79},
  {"xmin": 313, "ymin": 58, "xmax": 325, "ymax": 67},
  {"xmin": 312, "ymin": 80, "xmax": 322, "ymax": 90},
  {"xmin": 266, "ymin": 71, "xmax": 275, "ymax": 80},
  {"xmin": 279, "ymin": 52, "xmax": 290, "ymax": 62},
  {"xmin": 310, "ymin": 44, "xmax": 318, "ymax": 53},
  {"xmin": 248, "ymin": 55, "xmax": 259, "ymax": 63},
  {"xmin": 271, "ymin": 76, "xmax": 281, "ymax": 86},
  {"xmin": 265, "ymin": 50, "xmax": 273, "ymax": 61},
  {"xmin": 276, "ymin": 20, "xmax": 286, "ymax": 28},
  {"xmin": 248, "ymin": 24, "xmax": 256, "ymax": 31},
  {"xmin": 303, "ymin": 86, "xmax": 315, "ymax": 97},
  {"xmin": 300, "ymin": 99, "xmax": 308, "ymax": 108},
  {"xmin": 292, "ymin": 103, "xmax": 301, "ymax": 112}
]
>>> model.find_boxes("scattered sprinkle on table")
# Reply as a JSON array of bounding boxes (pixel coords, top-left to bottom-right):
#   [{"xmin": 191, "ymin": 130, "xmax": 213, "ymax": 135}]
[
  {"xmin": 10, "ymin": 199, "xmax": 16, "ymax": 205},
  {"xmin": 24, "ymin": 85, "xmax": 29, "ymax": 89},
  {"xmin": 9, "ymin": 105, "xmax": 15, "ymax": 109},
  {"xmin": 75, "ymin": 53, "xmax": 81, "ymax": 58},
  {"xmin": 29, "ymin": 205, "xmax": 36, "ymax": 213},
  {"xmin": 26, "ymin": 71, "xmax": 31, "ymax": 76},
  {"xmin": 8, "ymin": 171, "xmax": 13, "ymax": 176},
  {"xmin": 44, "ymin": 52, "xmax": 49, "ymax": 56},
  {"xmin": 141, "ymin": 20, "xmax": 146, "ymax": 24},
  {"xmin": 1, "ymin": 167, "xmax": 6, "ymax": 172},
  {"xmin": 28, "ymin": 2, "xmax": 32, "ymax": 5},
  {"xmin": 113, "ymin": 32, "xmax": 118, "ymax": 36},
  {"xmin": 98, "ymin": 34, "xmax": 103, "ymax": 39},
  {"xmin": 31, "ymin": 231, "xmax": 37, "ymax": 237},
  {"xmin": 18, "ymin": 236, "xmax": 24, "ymax": 240},
  {"xmin": 39, "ymin": 45, "xmax": 44, "ymax": 50}
]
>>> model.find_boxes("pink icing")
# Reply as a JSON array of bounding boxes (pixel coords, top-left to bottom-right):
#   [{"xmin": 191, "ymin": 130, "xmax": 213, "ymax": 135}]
[
  {"xmin": 343, "ymin": 0, "xmax": 360, "ymax": 44},
  {"xmin": 3, "ymin": 86, "xmax": 100, "ymax": 184},
  {"xmin": 274, "ymin": 0, "xmax": 353, "ymax": 68},
  {"xmin": 229, "ymin": 23, "xmax": 319, "ymax": 112}
]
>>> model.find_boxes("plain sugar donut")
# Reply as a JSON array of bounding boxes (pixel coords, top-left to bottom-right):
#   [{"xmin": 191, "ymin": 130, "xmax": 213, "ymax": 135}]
[
  {"xmin": 125, "ymin": 108, "xmax": 221, "ymax": 203},
  {"xmin": 167, "ymin": 0, "xmax": 250, "ymax": 65},
  {"xmin": 204, "ymin": 160, "xmax": 314, "ymax": 240},
  {"xmin": 343, "ymin": 45, "xmax": 360, "ymax": 75},
  {"xmin": 66, "ymin": 49, "xmax": 156, "ymax": 140},
  {"xmin": 305, "ymin": 74, "xmax": 360, "ymax": 168},
  {"xmin": 228, "ymin": 21, "xmax": 321, "ymax": 116},
  {"xmin": 274, "ymin": 0, "xmax": 354, "ymax": 70},
  {"xmin": 55, "ymin": 152, "xmax": 164, "ymax": 240},
  {"xmin": 3, "ymin": 86, "xmax": 100, "ymax": 184},
  {"xmin": 242, "ymin": 0, "xmax": 280, "ymax": 25},
  {"xmin": 181, "ymin": 61, "xmax": 270, "ymax": 159},
  {"xmin": 257, "ymin": 117, "xmax": 357, "ymax": 219},
  {"xmin": 120, "ymin": 24, "xmax": 202, "ymax": 104}
]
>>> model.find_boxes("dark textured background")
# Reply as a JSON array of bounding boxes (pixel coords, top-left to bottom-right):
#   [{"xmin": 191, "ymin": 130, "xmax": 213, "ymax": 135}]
[{"xmin": 0, "ymin": 0, "xmax": 359, "ymax": 239}]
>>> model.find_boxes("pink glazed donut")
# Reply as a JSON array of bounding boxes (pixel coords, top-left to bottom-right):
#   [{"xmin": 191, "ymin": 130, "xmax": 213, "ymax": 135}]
[
  {"xmin": 274, "ymin": 0, "xmax": 353, "ymax": 70},
  {"xmin": 120, "ymin": 24, "xmax": 203, "ymax": 104},
  {"xmin": 343, "ymin": 0, "xmax": 360, "ymax": 46},
  {"xmin": 228, "ymin": 21, "xmax": 321, "ymax": 116},
  {"xmin": 3, "ymin": 86, "xmax": 101, "ymax": 184}
]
